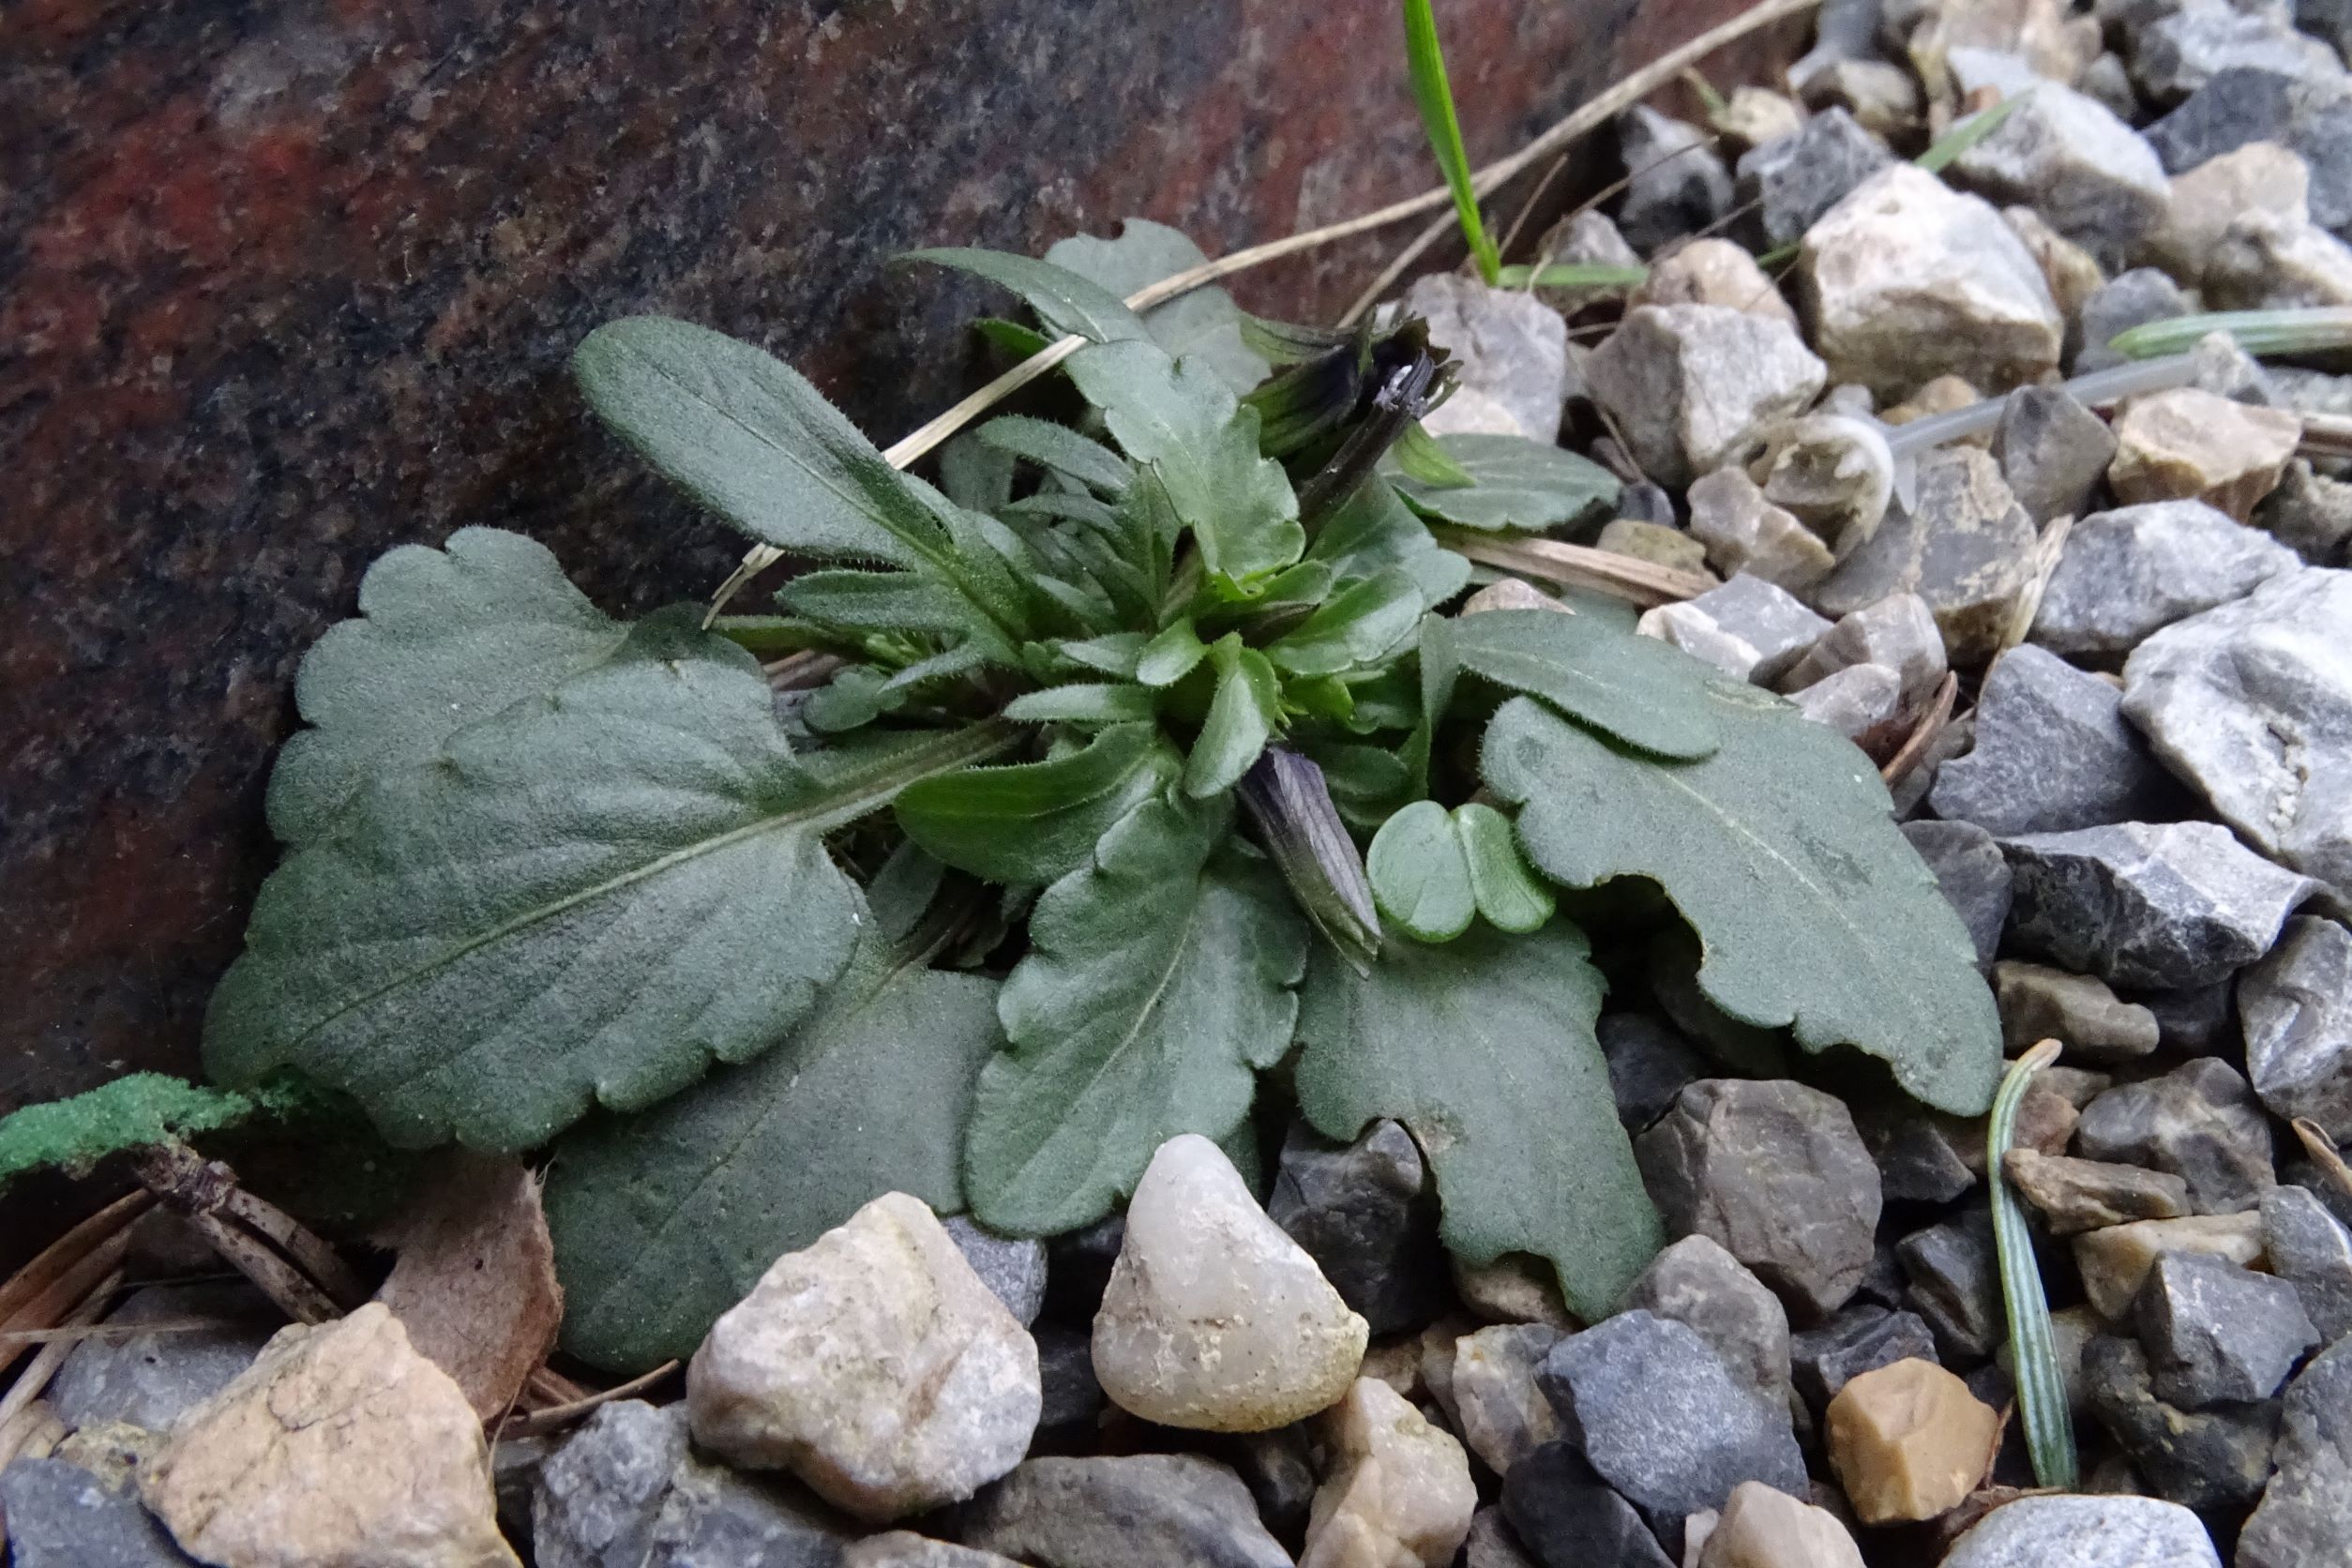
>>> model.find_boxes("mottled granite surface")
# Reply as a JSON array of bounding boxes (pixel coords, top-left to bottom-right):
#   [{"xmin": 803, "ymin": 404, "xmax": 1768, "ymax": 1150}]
[{"xmin": 0, "ymin": 0, "xmax": 1789, "ymax": 1147}]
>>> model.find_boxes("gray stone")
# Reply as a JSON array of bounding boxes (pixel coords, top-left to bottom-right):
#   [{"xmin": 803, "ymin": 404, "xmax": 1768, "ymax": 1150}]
[
  {"xmin": 1266, "ymin": 1118, "xmax": 1445, "ymax": 1334},
  {"xmin": 1464, "ymin": 1506, "xmax": 1543, "ymax": 1568},
  {"xmin": 1617, "ymin": 479, "xmax": 1677, "ymax": 525},
  {"xmin": 1630, "ymin": 239, "xmax": 1799, "ymax": 329},
  {"xmin": 1616, "ymin": 106, "xmax": 1735, "ymax": 253},
  {"xmin": 2187, "ymin": 328, "xmax": 2277, "ymax": 404},
  {"xmin": 2304, "ymin": 0, "xmax": 2352, "ymax": 58},
  {"xmin": 1499, "ymin": 1441, "xmax": 1673, "ymax": 1568},
  {"xmin": 943, "ymin": 1217, "xmax": 1048, "ymax": 1328},
  {"xmin": 1816, "ymin": 446, "xmax": 2039, "ymax": 665},
  {"xmin": 1993, "ymin": 960, "xmax": 2162, "ymax": 1062},
  {"xmin": 1802, "ymin": 164, "xmax": 2063, "ymax": 400},
  {"xmin": 2240, "ymin": 917, "xmax": 2352, "ymax": 1140},
  {"xmin": 2145, "ymin": 67, "xmax": 2352, "ymax": 232},
  {"xmin": 2084, "ymin": 1334, "xmax": 2282, "ymax": 1513},
  {"xmin": 47, "ymin": 1283, "xmax": 277, "ymax": 1436},
  {"xmin": 1686, "ymin": 469, "xmax": 1836, "ymax": 592},
  {"xmin": 1999, "ymin": 821, "xmax": 2321, "ymax": 989},
  {"xmin": 1531, "ymin": 210, "xmax": 1645, "ymax": 315},
  {"xmin": 1788, "ymin": 663, "xmax": 1903, "ymax": 738},
  {"xmin": 1946, "ymin": 50, "xmax": 2170, "ymax": 258},
  {"xmin": 1636, "ymin": 601, "xmax": 1765, "ymax": 683},
  {"xmin": 1902, "ymin": 820, "xmax": 2013, "ymax": 972},
  {"xmin": 1622, "ymin": 1235, "xmax": 1793, "ymax": 1421},
  {"xmin": 1756, "ymin": 411, "xmax": 1897, "ymax": 556},
  {"xmin": 1215, "ymin": 1425, "xmax": 1316, "ymax": 1541},
  {"xmin": 2239, "ymin": 1337, "xmax": 2352, "ymax": 1568},
  {"xmin": 1789, "ymin": 1304, "xmax": 1941, "ymax": 1413},
  {"xmin": 1782, "ymin": 593, "xmax": 1945, "ymax": 708},
  {"xmin": 2132, "ymin": 5, "xmax": 2344, "ymax": 106},
  {"xmin": 1857, "ymin": 1107, "xmax": 1977, "ymax": 1203},
  {"xmin": 2254, "ymin": 460, "xmax": 2352, "ymax": 564},
  {"xmin": 1939, "ymin": 1494, "xmax": 2222, "ymax": 1568},
  {"xmin": 1932, "ymin": 647, "xmax": 2184, "ymax": 836},
  {"xmin": 2136, "ymin": 981, "xmax": 2238, "ymax": 1055},
  {"xmin": 1402, "ymin": 274, "xmax": 1573, "ymax": 444},
  {"xmin": 1993, "ymin": 385, "xmax": 2116, "ymax": 525},
  {"xmin": 2002, "ymin": 1149, "xmax": 2194, "ymax": 1234},
  {"xmin": 1450, "ymin": 1323, "xmax": 1569, "ymax": 1476},
  {"xmin": 2006, "ymin": 204, "xmax": 2108, "ymax": 328},
  {"xmin": 2125, "ymin": 568, "xmax": 2352, "ymax": 897},
  {"xmin": 2077, "ymin": 1058, "xmax": 2277, "ymax": 1214},
  {"xmin": 2034, "ymin": 500, "xmax": 2299, "ymax": 659},
  {"xmin": 2073, "ymin": 267, "xmax": 2190, "ymax": 373},
  {"xmin": 844, "ymin": 1533, "xmax": 1021, "ymax": 1568},
  {"xmin": 958, "ymin": 1455, "xmax": 1291, "ymax": 1568},
  {"xmin": 534, "ymin": 1401, "xmax": 849, "ymax": 1568},
  {"xmin": 1595, "ymin": 1013, "xmax": 1706, "ymax": 1132},
  {"xmin": 1029, "ymin": 1325, "xmax": 1103, "ymax": 1455},
  {"xmin": 1041, "ymin": 1214, "xmax": 1121, "ymax": 1324},
  {"xmin": 2206, "ymin": 209, "xmax": 2352, "ymax": 309},
  {"xmin": 1534, "ymin": 1312, "xmax": 1805, "ymax": 1557},
  {"xmin": 1898, "ymin": 1212, "xmax": 2003, "ymax": 1367},
  {"xmin": 2135, "ymin": 1250, "xmax": 2319, "ymax": 1406},
  {"xmin": 0, "ymin": 1458, "xmax": 196, "ymax": 1568},
  {"xmin": 1684, "ymin": 575, "xmax": 1831, "ymax": 685},
  {"xmin": 2080, "ymin": 52, "xmax": 2148, "ymax": 120},
  {"xmin": 2262, "ymin": 1184, "xmax": 2352, "ymax": 1342},
  {"xmin": 1635, "ymin": 1079, "xmax": 1883, "ymax": 1319},
  {"xmin": 1585, "ymin": 305, "xmax": 1826, "ymax": 488},
  {"xmin": 2157, "ymin": 143, "xmax": 2314, "ymax": 289},
  {"xmin": 1734, "ymin": 108, "xmax": 1894, "ymax": 248}
]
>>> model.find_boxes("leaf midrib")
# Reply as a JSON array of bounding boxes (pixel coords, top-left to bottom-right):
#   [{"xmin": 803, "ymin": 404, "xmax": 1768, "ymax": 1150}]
[{"xmin": 279, "ymin": 723, "xmax": 1016, "ymax": 1057}]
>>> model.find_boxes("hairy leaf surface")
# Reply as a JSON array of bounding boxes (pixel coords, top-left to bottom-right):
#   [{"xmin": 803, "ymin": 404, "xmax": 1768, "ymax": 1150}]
[
  {"xmin": 1387, "ymin": 432, "xmax": 1620, "ymax": 532},
  {"xmin": 1185, "ymin": 636, "xmax": 1281, "ymax": 797},
  {"xmin": 1064, "ymin": 339, "xmax": 1303, "ymax": 593},
  {"xmin": 206, "ymin": 613, "xmax": 1015, "ymax": 1150},
  {"xmin": 1305, "ymin": 481, "xmax": 1471, "ymax": 610},
  {"xmin": 965, "ymin": 795, "xmax": 1307, "ymax": 1233},
  {"xmin": 905, "ymin": 247, "xmax": 1149, "ymax": 344},
  {"xmin": 1046, "ymin": 219, "xmax": 1269, "ymax": 392},
  {"xmin": 544, "ymin": 937, "xmax": 1000, "ymax": 1370},
  {"xmin": 268, "ymin": 528, "xmax": 626, "ymax": 845},
  {"xmin": 976, "ymin": 415, "xmax": 1133, "ymax": 494},
  {"xmin": 1296, "ymin": 921, "xmax": 1660, "ymax": 1319},
  {"xmin": 1484, "ymin": 685, "xmax": 2002, "ymax": 1114},
  {"xmin": 897, "ymin": 724, "xmax": 1176, "ymax": 886},
  {"xmin": 1435, "ymin": 608, "xmax": 1721, "ymax": 761}
]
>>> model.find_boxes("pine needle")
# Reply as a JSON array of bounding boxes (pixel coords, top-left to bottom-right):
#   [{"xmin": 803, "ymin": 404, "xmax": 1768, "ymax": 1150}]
[{"xmin": 1989, "ymin": 1039, "xmax": 2078, "ymax": 1490}]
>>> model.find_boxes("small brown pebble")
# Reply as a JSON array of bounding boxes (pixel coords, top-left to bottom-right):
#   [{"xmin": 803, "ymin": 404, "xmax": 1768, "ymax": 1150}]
[{"xmin": 1826, "ymin": 1358, "xmax": 2000, "ymax": 1525}]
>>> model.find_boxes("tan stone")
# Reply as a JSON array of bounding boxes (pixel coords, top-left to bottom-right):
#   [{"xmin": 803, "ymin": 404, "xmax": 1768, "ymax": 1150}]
[
  {"xmin": 1094, "ymin": 1135, "xmax": 1368, "ymax": 1432},
  {"xmin": 2002, "ymin": 206, "xmax": 2104, "ymax": 321},
  {"xmin": 142, "ymin": 1304, "xmax": 517, "ymax": 1568},
  {"xmin": 1451, "ymin": 1252, "xmax": 1577, "ymax": 1330},
  {"xmin": 1716, "ymin": 87, "xmax": 1804, "ymax": 151},
  {"xmin": 2002, "ymin": 1149, "xmax": 2193, "ymax": 1235},
  {"xmin": 1448, "ymin": 1324, "xmax": 1565, "ymax": 1475},
  {"xmin": 1598, "ymin": 518, "xmax": 1712, "ymax": 575},
  {"xmin": 1358, "ymin": 1336, "xmax": 1425, "ymax": 1399},
  {"xmin": 688, "ymin": 1191, "xmax": 1040, "ymax": 1520},
  {"xmin": 2150, "ymin": 142, "xmax": 2310, "ymax": 283},
  {"xmin": 1825, "ymin": 1358, "xmax": 1999, "ymax": 1525},
  {"xmin": 1884, "ymin": 375, "xmax": 1989, "ymax": 447},
  {"xmin": 1688, "ymin": 468, "xmax": 1836, "ymax": 592},
  {"xmin": 1698, "ymin": 1479, "xmax": 1868, "ymax": 1568},
  {"xmin": 1459, "ymin": 578, "xmax": 1571, "ymax": 616},
  {"xmin": 2109, "ymin": 389, "xmax": 2301, "ymax": 521},
  {"xmin": 1301, "ymin": 1379, "xmax": 1477, "ymax": 1568},
  {"xmin": 1633, "ymin": 239, "xmax": 1800, "ymax": 329},
  {"xmin": 2073, "ymin": 1211, "xmax": 2267, "ymax": 1319}
]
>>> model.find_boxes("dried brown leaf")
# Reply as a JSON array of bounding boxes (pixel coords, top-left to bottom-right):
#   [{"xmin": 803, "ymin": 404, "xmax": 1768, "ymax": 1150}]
[{"xmin": 374, "ymin": 1153, "xmax": 562, "ymax": 1419}]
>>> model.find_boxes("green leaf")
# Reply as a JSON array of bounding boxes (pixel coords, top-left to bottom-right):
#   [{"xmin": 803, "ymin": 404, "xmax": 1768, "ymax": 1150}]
[
  {"xmin": 1003, "ymin": 683, "xmax": 1158, "ymax": 724},
  {"xmin": 1390, "ymin": 421, "xmax": 1477, "ymax": 487},
  {"xmin": 776, "ymin": 568, "xmax": 977, "ymax": 634},
  {"xmin": 1435, "ymin": 608, "xmax": 1721, "ymax": 761},
  {"xmin": 544, "ymin": 936, "xmax": 1002, "ymax": 1370},
  {"xmin": 205, "ymin": 611, "xmax": 1018, "ymax": 1151},
  {"xmin": 0, "ymin": 1074, "xmax": 316, "ymax": 1188},
  {"xmin": 1367, "ymin": 800, "xmax": 1476, "ymax": 942},
  {"xmin": 1046, "ymin": 219, "xmax": 1270, "ymax": 393},
  {"xmin": 267, "ymin": 529, "xmax": 626, "ymax": 845},
  {"xmin": 1048, "ymin": 632, "xmax": 1148, "ymax": 680},
  {"xmin": 1307, "ymin": 481, "xmax": 1472, "ymax": 610},
  {"xmin": 1403, "ymin": 0, "xmax": 1500, "ymax": 283},
  {"xmin": 1454, "ymin": 802, "xmax": 1554, "ymax": 932},
  {"xmin": 1916, "ymin": 87, "xmax": 2032, "ymax": 174},
  {"xmin": 1265, "ymin": 566, "xmax": 1424, "ymax": 677},
  {"xmin": 897, "ymin": 724, "xmax": 1176, "ymax": 886},
  {"xmin": 1385, "ymin": 433, "xmax": 1620, "ymax": 533},
  {"xmin": 575, "ymin": 319, "xmax": 960, "ymax": 577},
  {"xmin": 973, "ymin": 316, "xmax": 1054, "ymax": 358},
  {"xmin": 1295, "ymin": 920, "xmax": 1661, "ymax": 1319},
  {"xmin": 1185, "ymin": 635, "xmax": 1281, "ymax": 797},
  {"xmin": 976, "ymin": 415, "xmax": 1133, "ymax": 494},
  {"xmin": 1491, "ymin": 262, "xmax": 1648, "ymax": 291},
  {"xmin": 904, "ymin": 247, "xmax": 1149, "ymax": 344},
  {"xmin": 1064, "ymin": 339, "xmax": 1304, "ymax": 593},
  {"xmin": 939, "ymin": 432, "xmax": 1018, "ymax": 512},
  {"xmin": 1137, "ymin": 618, "xmax": 1211, "ymax": 687},
  {"xmin": 1483, "ymin": 684, "xmax": 2003, "ymax": 1115},
  {"xmin": 964, "ymin": 794, "xmax": 1307, "ymax": 1233}
]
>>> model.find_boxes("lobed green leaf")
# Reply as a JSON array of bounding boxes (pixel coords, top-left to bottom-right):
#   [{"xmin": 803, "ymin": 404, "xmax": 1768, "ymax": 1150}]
[
  {"xmin": 1434, "ymin": 607, "xmax": 1722, "ymax": 761},
  {"xmin": 1045, "ymin": 219, "xmax": 1270, "ymax": 393},
  {"xmin": 1386, "ymin": 432, "xmax": 1620, "ymax": 533}
]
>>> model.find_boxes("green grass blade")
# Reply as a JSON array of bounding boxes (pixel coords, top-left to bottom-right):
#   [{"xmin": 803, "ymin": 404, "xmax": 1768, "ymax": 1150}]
[
  {"xmin": 1990, "ymin": 1038, "xmax": 2079, "ymax": 1489},
  {"xmin": 1493, "ymin": 263, "xmax": 1650, "ymax": 290},
  {"xmin": 1916, "ymin": 89, "xmax": 2031, "ymax": 174},
  {"xmin": 1403, "ymin": 0, "xmax": 1500, "ymax": 284},
  {"xmin": 2107, "ymin": 307, "xmax": 2352, "ymax": 361}
]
